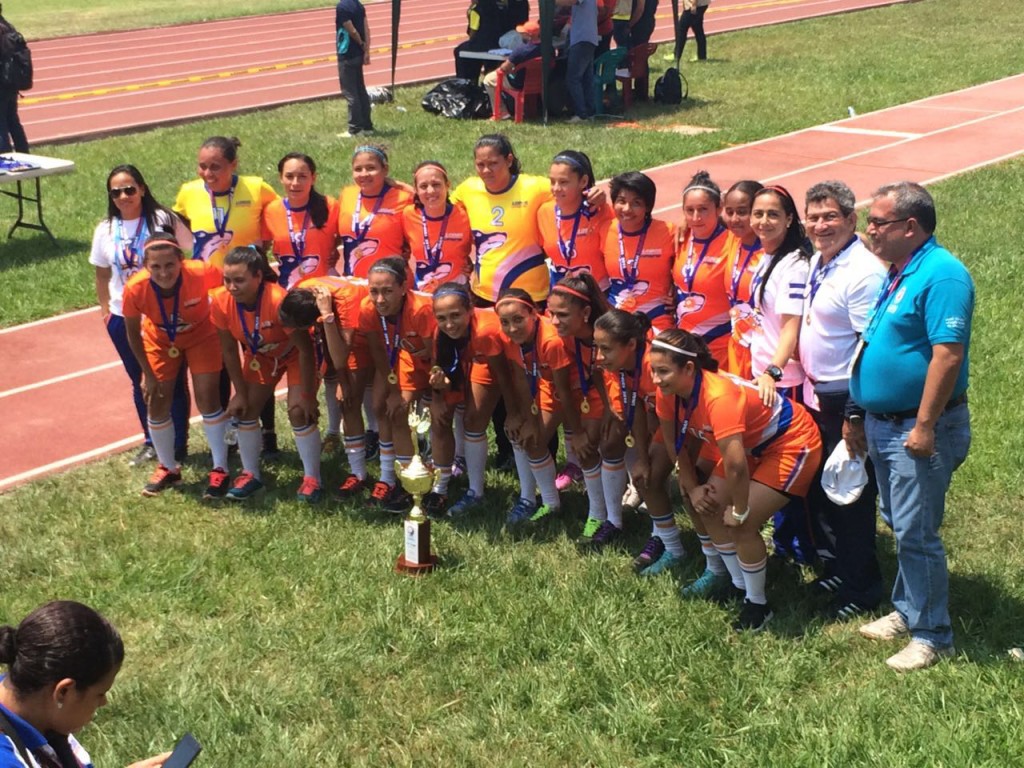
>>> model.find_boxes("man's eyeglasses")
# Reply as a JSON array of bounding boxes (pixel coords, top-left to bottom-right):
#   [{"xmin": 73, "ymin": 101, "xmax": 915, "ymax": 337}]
[
  {"xmin": 109, "ymin": 186, "xmax": 139, "ymax": 199},
  {"xmin": 866, "ymin": 216, "xmax": 910, "ymax": 229}
]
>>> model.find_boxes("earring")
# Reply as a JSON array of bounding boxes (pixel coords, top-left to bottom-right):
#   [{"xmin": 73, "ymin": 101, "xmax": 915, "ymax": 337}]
[{"xmin": 56, "ymin": 702, "xmax": 63, "ymax": 710}]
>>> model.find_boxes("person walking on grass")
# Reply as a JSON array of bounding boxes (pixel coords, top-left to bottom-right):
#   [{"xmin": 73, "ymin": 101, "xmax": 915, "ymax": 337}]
[
  {"xmin": 557, "ymin": 0, "xmax": 600, "ymax": 123},
  {"xmin": 851, "ymin": 182, "xmax": 974, "ymax": 672},
  {"xmin": 335, "ymin": 0, "xmax": 373, "ymax": 138}
]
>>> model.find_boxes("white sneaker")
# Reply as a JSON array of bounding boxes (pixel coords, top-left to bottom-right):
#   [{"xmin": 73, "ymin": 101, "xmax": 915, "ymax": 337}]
[
  {"xmin": 886, "ymin": 640, "xmax": 955, "ymax": 672},
  {"xmin": 859, "ymin": 611, "xmax": 909, "ymax": 641}
]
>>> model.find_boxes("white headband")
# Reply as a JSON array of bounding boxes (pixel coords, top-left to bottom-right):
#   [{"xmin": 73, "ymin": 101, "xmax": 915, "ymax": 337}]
[{"xmin": 651, "ymin": 339, "xmax": 697, "ymax": 357}]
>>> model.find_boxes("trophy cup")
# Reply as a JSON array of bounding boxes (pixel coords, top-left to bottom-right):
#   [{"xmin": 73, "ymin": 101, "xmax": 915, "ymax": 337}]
[{"xmin": 395, "ymin": 405, "xmax": 440, "ymax": 575}]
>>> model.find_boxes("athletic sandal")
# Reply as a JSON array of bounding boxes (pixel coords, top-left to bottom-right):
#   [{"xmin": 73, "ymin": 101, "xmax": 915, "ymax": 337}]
[
  {"xmin": 555, "ymin": 463, "xmax": 583, "ymax": 491},
  {"xmin": 506, "ymin": 497, "xmax": 537, "ymax": 525},
  {"xmin": 226, "ymin": 471, "xmax": 264, "ymax": 501},
  {"xmin": 733, "ymin": 599, "xmax": 774, "ymax": 632},
  {"xmin": 296, "ymin": 476, "xmax": 323, "ymax": 504},
  {"xmin": 142, "ymin": 465, "xmax": 181, "ymax": 497},
  {"xmin": 336, "ymin": 474, "xmax": 370, "ymax": 499},
  {"xmin": 451, "ymin": 456, "xmax": 467, "ymax": 477},
  {"xmin": 640, "ymin": 549, "xmax": 682, "ymax": 577},
  {"xmin": 447, "ymin": 489, "xmax": 484, "ymax": 518},
  {"xmin": 632, "ymin": 536, "xmax": 666, "ymax": 574},
  {"xmin": 203, "ymin": 467, "xmax": 231, "ymax": 500},
  {"xmin": 680, "ymin": 568, "xmax": 731, "ymax": 599}
]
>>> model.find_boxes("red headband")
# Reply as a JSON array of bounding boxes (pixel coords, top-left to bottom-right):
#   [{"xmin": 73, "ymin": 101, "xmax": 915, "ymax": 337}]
[
  {"xmin": 551, "ymin": 285, "xmax": 590, "ymax": 302},
  {"xmin": 495, "ymin": 296, "xmax": 536, "ymax": 311}
]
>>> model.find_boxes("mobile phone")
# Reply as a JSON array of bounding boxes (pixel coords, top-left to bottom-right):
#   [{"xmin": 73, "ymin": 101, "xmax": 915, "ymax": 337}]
[{"xmin": 162, "ymin": 732, "xmax": 202, "ymax": 768}]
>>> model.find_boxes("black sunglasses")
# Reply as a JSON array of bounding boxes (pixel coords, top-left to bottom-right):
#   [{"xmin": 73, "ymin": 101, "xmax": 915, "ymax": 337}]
[{"xmin": 109, "ymin": 185, "xmax": 139, "ymax": 199}]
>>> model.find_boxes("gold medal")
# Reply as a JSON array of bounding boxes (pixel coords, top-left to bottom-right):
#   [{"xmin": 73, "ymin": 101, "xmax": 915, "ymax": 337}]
[
  {"xmin": 531, "ymin": 403, "xmax": 539, "ymax": 415},
  {"xmin": 388, "ymin": 371, "xmax": 399, "ymax": 384},
  {"xmin": 580, "ymin": 399, "xmax": 591, "ymax": 414},
  {"xmin": 249, "ymin": 358, "xmax": 261, "ymax": 372},
  {"xmin": 167, "ymin": 345, "xmax": 180, "ymax": 358},
  {"xmin": 624, "ymin": 434, "xmax": 636, "ymax": 448}
]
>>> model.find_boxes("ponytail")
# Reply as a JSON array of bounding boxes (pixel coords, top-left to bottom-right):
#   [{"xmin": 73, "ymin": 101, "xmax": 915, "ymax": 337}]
[{"xmin": 223, "ymin": 245, "xmax": 278, "ymax": 284}]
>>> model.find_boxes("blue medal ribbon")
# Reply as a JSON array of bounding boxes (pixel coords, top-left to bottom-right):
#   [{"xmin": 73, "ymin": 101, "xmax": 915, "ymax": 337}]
[
  {"xmin": 151, "ymin": 272, "xmax": 182, "ymax": 346},
  {"xmin": 555, "ymin": 204, "xmax": 584, "ymax": 267},
  {"xmin": 352, "ymin": 184, "xmax": 390, "ymax": 243},
  {"xmin": 207, "ymin": 175, "xmax": 237, "ymax": 238},
  {"xmin": 574, "ymin": 338, "xmax": 595, "ymax": 401},
  {"xmin": 114, "ymin": 218, "xmax": 148, "ymax": 275},
  {"xmin": 674, "ymin": 369, "xmax": 703, "ymax": 454},
  {"xmin": 420, "ymin": 203, "xmax": 451, "ymax": 275},
  {"xmin": 619, "ymin": 344, "xmax": 645, "ymax": 436},
  {"xmin": 283, "ymin": 199, "xmax": 311, "ymax": 259},
  {"xmin": 237, "ymin": 282, "xmax": 265, "ymax": 358},
  {"xmin": 728, "ymin": 239, "xmax": 760, "ymax": 305},
  {"xmin": 680, "ymin": 223, "xmax": 724, "ymax": 295},
  {"xmin": 616, "ymin": 220, "xmax": 650, "ymax": 290},
  {"xmin": 380, "ymin": 304, "xmax": 403, "ymax": 375}
]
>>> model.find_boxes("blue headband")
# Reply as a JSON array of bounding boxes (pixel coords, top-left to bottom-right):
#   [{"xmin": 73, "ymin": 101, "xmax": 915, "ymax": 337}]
[{"xmin": 353, "ymin": 145, "xmax": 388, "ymax": 164}]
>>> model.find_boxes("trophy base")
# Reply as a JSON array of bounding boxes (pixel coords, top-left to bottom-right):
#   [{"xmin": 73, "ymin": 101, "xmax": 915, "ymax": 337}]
[{"xmin": 394, "ymin": 554, "xmax": 438, "ymax": 575}]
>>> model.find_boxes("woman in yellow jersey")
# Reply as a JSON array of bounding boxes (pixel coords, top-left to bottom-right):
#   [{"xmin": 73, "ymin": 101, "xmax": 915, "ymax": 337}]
[
  {"xmin": 720, "ymin": 179, "xmax": 765, "ymax": 378},
  {"xmin": 673, "ymin": 170, "xmax": 733, "ymax": 366},
  {"xmin": 174, "ymin": 135, "xmax": 282, "ymax": 455}
]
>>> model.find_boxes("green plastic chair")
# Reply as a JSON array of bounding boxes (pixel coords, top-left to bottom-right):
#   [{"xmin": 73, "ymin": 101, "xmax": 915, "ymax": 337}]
[{"xmin": 592, "ymin": 47, "xmax": 628, "ymax": 116}]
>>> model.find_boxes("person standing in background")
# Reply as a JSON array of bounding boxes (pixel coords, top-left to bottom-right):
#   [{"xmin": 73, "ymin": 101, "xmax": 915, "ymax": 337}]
[
  {"xmin": 0, "ymin": 3, "xmax": 30, "ymax": 153},
  {"xmin": 557, "ymin": 0, "xmax": 600, "ymax": 123},
  {"xmin": 672, "ymin": 0, "xmax": 710, "ymax": 63},
  {"xmin": 336, "ymin": 0, "xmax": 374, "ymax": 139}
]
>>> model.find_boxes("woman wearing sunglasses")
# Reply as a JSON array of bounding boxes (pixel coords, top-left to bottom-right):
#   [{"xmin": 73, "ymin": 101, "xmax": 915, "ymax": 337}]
[{"xmin": 90, "ymin": 165, "xmax": 193, "ymax": 468}]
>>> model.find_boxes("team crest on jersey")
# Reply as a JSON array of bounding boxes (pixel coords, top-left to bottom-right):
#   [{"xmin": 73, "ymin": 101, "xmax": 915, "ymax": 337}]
[
  {"xmin": 279, "ymin": 254, "xmax": 322, "ymax": 289},
  {"xmin": 608, "ymin": 279, "xmax": 650, "ymax": 312},
  {"xmin": 676, "ymin": 292, "xmax": 706, "ymax": 319},
  {"xmin": 473, "ymin": 231, "xmax": 507, "ymax": 257},
  {"xmin": 416, "ymin": 262, "xmax": 454, "ymax": 294},
  {"xmin": 193, "ymin": 230, "xmax": 232, "ymax": 263},
  {"xmin": 341, "ymin": 237, "xmax": 380, "ymax": 274}
]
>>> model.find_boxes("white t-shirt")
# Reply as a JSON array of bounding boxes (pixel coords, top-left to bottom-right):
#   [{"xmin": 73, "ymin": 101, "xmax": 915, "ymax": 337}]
[
  {"xmin": 749, "ymin": 249, "xmax": 808, "ymax": 388},
  {"xmin": 799, "ymin": 237, "xmax": 886, "ymax": 383},
  {"xmin": 89, "ymin": 211, "xmax": 192, "ymax": 316}
]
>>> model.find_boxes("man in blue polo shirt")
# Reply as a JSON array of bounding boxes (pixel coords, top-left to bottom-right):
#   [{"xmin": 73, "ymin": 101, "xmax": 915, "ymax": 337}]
[{"xmin": 851, "ymin": 181, "xmax": 974, "ymax": 672}]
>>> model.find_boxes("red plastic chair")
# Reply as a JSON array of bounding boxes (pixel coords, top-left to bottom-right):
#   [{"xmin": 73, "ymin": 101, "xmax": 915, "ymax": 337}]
[
  {"xmin": 617, "ymin": 43, "xmax": 658, "ymax": 109},
  {"xmin": 493, "ymin": 58, "xmax": 548, "ymax": 123}
]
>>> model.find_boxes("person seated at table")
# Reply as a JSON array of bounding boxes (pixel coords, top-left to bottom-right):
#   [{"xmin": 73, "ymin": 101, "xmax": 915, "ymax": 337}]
[
  {"xmin": 455, "ymin": 0, "xmax": 511, "ymax": 81},
  {"xmin": 483, "ymin": 20, "xmax": 543, "ymax": 121}
]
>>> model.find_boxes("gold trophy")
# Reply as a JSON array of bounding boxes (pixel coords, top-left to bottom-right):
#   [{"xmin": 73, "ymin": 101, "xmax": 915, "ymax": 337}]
[{"xmin": 395, "ymin": 405, "xmax": 440, "ymax": 575}]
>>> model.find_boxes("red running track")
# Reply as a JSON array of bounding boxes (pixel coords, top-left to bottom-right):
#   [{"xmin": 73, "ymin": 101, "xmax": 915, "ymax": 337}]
[
  {"xmin": 23, "ymin": 0, "xmax": 912, "ymax": 144},
  {"xmin": 3, "ymin": 72, "xmax": 1023, "ymax": 492}
]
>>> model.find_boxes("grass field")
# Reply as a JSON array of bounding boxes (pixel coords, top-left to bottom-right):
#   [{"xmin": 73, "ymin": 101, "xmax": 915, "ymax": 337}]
[
  {"xmin": 2, "ymin": 0, "xmax": 1024, "ymax": 327},
  {"xmin": 4, "ymin": 0, "xmax": 1024, "ymax": 765}
]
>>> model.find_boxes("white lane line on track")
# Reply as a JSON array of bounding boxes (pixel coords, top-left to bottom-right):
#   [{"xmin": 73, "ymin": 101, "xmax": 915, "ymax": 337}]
[
  {"xmin": 0, "ymin": 306, "xmax": 98, "ymax": 334},
  {"xmin": 0, "ymin": 362, "xmax": 122, "ymax": 400},
  {"xmin": 815, "ymin": 125, "xmax": 922, "ymax": 139}
]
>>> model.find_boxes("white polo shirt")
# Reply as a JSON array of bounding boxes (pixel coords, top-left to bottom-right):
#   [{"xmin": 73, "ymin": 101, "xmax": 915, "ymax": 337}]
[
  {"xmin": 749, "ymin": 249, "xmax": 808, "ymax": 388},
  {"xmin": 799, "ymin": 236, "xmax": 886, "ymax": 383}
]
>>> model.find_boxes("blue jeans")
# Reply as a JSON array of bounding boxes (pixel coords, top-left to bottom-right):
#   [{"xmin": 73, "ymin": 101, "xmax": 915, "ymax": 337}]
[
  {"xmin": 566, "ymin": 41, "xmax": 596, "ymax": 119},
  {"xmin": 866, "ymin": 403, "xmax": 971, "ymax": 648}
]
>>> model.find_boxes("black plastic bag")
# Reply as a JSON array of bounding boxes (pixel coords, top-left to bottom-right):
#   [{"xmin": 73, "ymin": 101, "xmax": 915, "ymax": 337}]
[{"xmin": 421, "ymin": 78, "xmax": 491, "ymax": 120}]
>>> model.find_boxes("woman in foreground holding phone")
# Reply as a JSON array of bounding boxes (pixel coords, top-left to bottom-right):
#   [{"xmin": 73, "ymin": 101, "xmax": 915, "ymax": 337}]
[{"xmin": 0, "ymin": 601, "xmax": 171, "ymax": 768}]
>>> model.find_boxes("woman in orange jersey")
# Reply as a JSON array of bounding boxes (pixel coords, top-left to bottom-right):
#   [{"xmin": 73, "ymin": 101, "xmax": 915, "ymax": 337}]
[
  {"xmin": 264, "ymin": 152, "xmax": 340, "ymax": 290},
  {"xmin": 426, "ymin": 282, "xmax": 522, "ymax": 518},
  {"xmin": 650, "ymin": 328, "xmax": 822, "ymax": 632},
  {"xmin": 538, "ymin": 149, "xmax": 614, "ymax": 291},
  {"xmin": 402, "ymin": 160, "xmax": 473, "ymax": 294},
  {"xmin": 122, "ymin": 234, "xmax": 225, "ymax": 499},
  {"xmin": 494, "ymin": 288, "xmax": 578, "ymax": 526},
  {"xmin": 674, "ymin": 170, "xmax": 733, "ymax": 365},
  {"xmin": 720, "ymin": 179, "xmax": 765, "ymax": 378},
  {"xmin": 590, "ymin": 309, "xmax": 684, "ymax": 575},
  {"xmin": 603, "ymin": 172, "xmax": 676, "ymax": 332},
  {"xmin": 355, "ymin": 257, "xmax": 438, "ymax": 513},
  {"xmin": 337, "ymin": 144, "xmax": 414, "ymax": 278},
  {"xmin": 545, "ymin": 274, "xmax": 614, "ymax": 539},
  {"xmin": 210, "ymin": 247, "xmax": 322, "ymax": 503}
]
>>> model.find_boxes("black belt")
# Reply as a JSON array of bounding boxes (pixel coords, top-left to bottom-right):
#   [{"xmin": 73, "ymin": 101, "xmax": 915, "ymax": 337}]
[{"xmin": 870, "ymin": 392, "xmax": 968, "ymax": 423}]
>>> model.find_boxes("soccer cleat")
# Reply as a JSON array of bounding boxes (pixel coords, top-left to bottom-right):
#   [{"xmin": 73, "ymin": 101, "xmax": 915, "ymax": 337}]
[
  {"xmin": 577, "ymin": 517, "xmax": 604, "ymax": 545},
  {"xmin": 506, "ymin": 497, "xmax": 537, "ymax": 525},
  {"xmin": 296, "ymin": 476, "xmax": 323, "ymax": 504},
  {"xmin": 336, "ymin": 474, "xmax": 370, "ymax": 499},
  {"xmin": 886, "ymin": 640, "xmax": 955, "ymax": 672},
  {"xmin": 555, "ymin": 463, "xmax": 583, "ymax": 491},
  {"xmin": 203, "ymin": 467, "xmax": 230, "ymax": 500},
  {"xmin": 585, "ymin": 520, "xmax": 622, "ymax": 552},
  {"xmin": 859, "ymin": 611, "xmax": 910, "ymax": 641},
  {"xmin": 364, "ymin": 430, "xmax": 380, "ymax": 461},
  {"xmin": 447, "ymin": 489, "xmax": 484, "ymax": 518},
  {"xmin": 226, "ymin": 471, "xmax": 264, "ymax": 501},
  {"xmin": 733, "ymin": 599, "xmax": 774, "ymax": 632},
  {"xmin": 381, "ymin": 486, "xmax": 413, "ymax": 514},
  {"xmin": 142, "ymin": 465, "xmax": 181, "ymax": 496},
  {"xmin": 640, "ymin": 549, "xmax": 683, "ymax": 577},
  {"xmin": 129, "ymin": 444, "xmax": 157, "ymax": 467},
  {"xmin": 632, "ymin": 536, "xmax": 666, "ymax": 574},
  {"xmin": 527, "ymin": 503, "xmax": 558, "ymax": 524},
  {"xmin": 814, "ymin": 574, "xmax": 844, "ymax": 595},
  {"xmin": 711, "ymin": 583, "xmax": 747, "ymax": 606},
  {"xmin": 680, "ymin": 568, "xmax": 731, "ymax": 599},
  {"xmin": 823, "ymin": 599, "xmax": 876, "ymax": 622},
  {"xmin": 321, "ymin": 433, "xmax": 342, "ymax": 455},
  {"xmin": 421, "ymin": 491, "xmax": 448, "ymax": 519},
  {"xmin": 367, "ymin": 480, "xmax": 395, "ymax": 508}
]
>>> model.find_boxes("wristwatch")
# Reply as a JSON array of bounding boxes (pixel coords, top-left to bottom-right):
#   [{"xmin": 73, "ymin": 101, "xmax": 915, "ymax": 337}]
[
  {"xmin": 765, "ymin": 365, "xmax": 783, "ymax": 382},
  {"xmin": 731, "ymin": 506, "xmax": 750, "ymax": 524},
  {"xmin": 847, "ymin": 413, "xmax": 864, "ymax": 425}
]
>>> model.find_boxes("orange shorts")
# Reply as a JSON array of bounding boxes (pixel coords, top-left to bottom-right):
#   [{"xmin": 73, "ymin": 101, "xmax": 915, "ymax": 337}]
[
  {"xmin": 711, "ymin": 442, "xmax": 822, "ymax": 498},
  {"xmin": 398, "ymin": 361, "xmax": 430, "ymax": 393},
  {"xmin": 145, "ymin": 327, "xmax": 221, "ymax": 381},
  {"xmin": 347, "ymin": 332, "xmax": 371, "ymax": 370},
  {"xmin": 242, "ymin": 348, "xmax": 305, "ymax": 388}
]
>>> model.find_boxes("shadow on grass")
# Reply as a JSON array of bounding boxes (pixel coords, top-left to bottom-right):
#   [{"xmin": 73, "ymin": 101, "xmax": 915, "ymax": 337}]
[{"xmin": 0, "ymin": 236, "xmax": 88, "ymax": 271}]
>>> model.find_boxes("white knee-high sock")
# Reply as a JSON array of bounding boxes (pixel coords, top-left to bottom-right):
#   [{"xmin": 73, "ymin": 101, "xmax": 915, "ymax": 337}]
[
  {"xmin": 740, "ymin": 556, "xmax": 768, "ymax": 605},
  {"xmin": 582, "ymin": 459, "xmax": 606, "ymax": 521},
  {"xmin": 651, "ymin": 511, "xmax": 683, "ymax": 556},
  {"xmin": 201, "ymin": 409, "xmax": 230, "ymax": 470},
  {"xmin": 379, "ymin": 441, "xmax": 396, "ymax": 485},
  {"xmin": 237, "ymin": 419, "xmax": 262, "ymax": 478},
  {"xmin": 293, "ymin": 422, "xmax": 322, "ymax": 482},
  {"xmin": 323, "ymin": 377, "xmax": 342, "ymax": 435},
  {"xmin": 363, "ymin": 389, "xmax": 378, "ymax": 432},
  {"xmin": 601, "ymin": 457, "xmax": 627, "ymax": 528},
  {"xmin": 454, "ymin": 405, "xmax": 466, "ymax": 460},
  {"xmin": 148, "ymin": 416, "xmax": 177, "ymax": 470},
  {"xmin": 344, "ymin": 434, "xmax": 367, "ymax": 479},
  {"xmin": 698, "ymin": 534, "xmax": 726, "ymax": 574},
  {"xmin": 513, "ymin": 444, "xmax": 536, "ymax": 501},
  {"xmin": 464, "ymin": 429, "xmax": 488, "ymax": 496},
  {"xmin": 714, "ymin": 541, "xmax": 745, "ymax": 589},
  {"xmin": 432, "ymin": 465, "xmax": 452, "ymax": 495},
  {"xmin": 563, "ymin": 428, "xmax": 580, "ymax": 467},
  {"xmin": 530, "ymin": 453, "xmax": 560, "ymax": 509}
]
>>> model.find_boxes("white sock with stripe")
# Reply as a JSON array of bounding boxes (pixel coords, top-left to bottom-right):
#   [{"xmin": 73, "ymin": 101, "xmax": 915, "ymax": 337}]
[
  {"xmin": 148, "ymin": 416, "xmax": 177, "ymax": 470},
  {"xmin": 344, "ymin": 434, "xmax": 367, "ymax": 480},
  {"xmin": 651, "ymin": 512, "xmax": 683, "ymax": 556},
  {"xmin": 513, "ymin": 444, "xmax": 536, "ymax": 501},
  {"xmin": 201, "ymin": 409, "xmax": 230, "ymax": 470},
  {"xmin": 582, "ymin": 460, "xmax": 606, "ymax": 521},
  {"xmin": 713, "ymin": 541, "xmax": 745, "ymax": 589},
  {"xmin": 530, "ymin": 453, "xmax": 560, "ymax": 509},
  {"xmin": 601, "ymin": 457, "xmax": 627, "ymax": 529},
  {"xmin": 323, "ymin": 376, "xmax": 342, "ymax": 435},
  {"xmin": 563, "ymin": 429, "xmax": 580, "ymax": 467},
  {"xmin": 379, "ymin": 441, "xmax": 396, "ymax": 485},
  {"xmin": 432, "ymin": 465, "xmax": 452, "ymax": 495},
  {"xmin": 698, "ymin": 534, "xmax": 726, "ymax": 574},
  {"xmin": 454, "ymin": 405, "xmax": 466, "ymax": 462},
  {"xmin": 740, "ymin": 556, "xmax": 769, "ymax": 605},
  {"xmin": 363, "ymin": 389, "xmax": 378, "ymax": 432},
  {"xmin": 464, "ymin": 429, "xmax": 488, "ymax": 496},
  {"xmin": 293, "ymin": 422, "xmax": 322, "ymax": 482},
  {"xmin": 237, "ymin": 419, "xmax": 262, "ymax": 479}
]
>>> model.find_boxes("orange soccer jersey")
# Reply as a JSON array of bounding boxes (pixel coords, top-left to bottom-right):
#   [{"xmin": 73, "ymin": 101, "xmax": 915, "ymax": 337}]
[
  {"xmin": 655, "ymin": 369, "xmax": 821, "ymax": 496},
  {"xmin": 562, "ymin": 334, "xmax": 605, "ymax": 419},
  {"xmin": 434, "ymin": 307, "xmax": 508, "ymax": 391},
  {"xmin": 674, "ymin": 223, "xmax": 734, "ymax": 365},
  {"xmin": 603, "ymin": 350, "xmax": 658, "ymax": 417},
  {"xmin": 502, "ymin": 316, "xmax": 572, "ymax": 413},
  {"xmin": 603, "ymin": 218, "xmax": 677, "ymax": 331},
  {"xmin": 358, "ymin": 290, "xmax": 437, "ymax": 391},
  {"xmin": 210, "ymin": 281, "xmax": 298, "ymax": 384},
  {"xmin": 296, "ymin": 275, "xmax": 372, "ymax": 370},
  {"xmin": 723, "ymin": 238, "xmax": 766, "ymax": 378},
  {"xmin": 538, "ymin": 200, "xmax": 614, "ymax": 291},
  {"xmin": 264, "ymin": 196, "xmax": 340, "ymax": 289},
  {"xmin": 337, "ymin": 184, "xmax": 413, "ymax": 277},
  {"xmin": 402, "ymin": 202, "xmax": 473, "ymax": 294}
]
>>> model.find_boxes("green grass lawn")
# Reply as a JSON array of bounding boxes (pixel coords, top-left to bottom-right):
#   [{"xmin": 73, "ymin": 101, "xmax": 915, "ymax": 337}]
[
  {"xmin": 2, "ymin": 0, "xmax": 1023, "ymax": 327},
  {"xmin": 4, "ymin": 1, "xmax": 1024, "ymax": 764}
]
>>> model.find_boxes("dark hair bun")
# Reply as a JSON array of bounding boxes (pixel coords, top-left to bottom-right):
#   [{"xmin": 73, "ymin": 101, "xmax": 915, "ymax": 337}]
[{"xmin": 0, "ymin": 626, "xmax": 16, "ymax": 664}]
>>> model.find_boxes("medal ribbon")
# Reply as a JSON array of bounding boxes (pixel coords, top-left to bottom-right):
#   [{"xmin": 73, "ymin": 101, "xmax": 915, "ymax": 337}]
[
  {"xmin": 555, "ymin": 204, "xmax": 584, "ymax": 266},
  {"xmin": 151, "ymin": 272, "xmax": 182, "ymax": 346},
  {"xmin": 207, "ymin": 175, "xmax": 237, "ymax": 238},
  {"xmin": 283, "ymin": 198, "xmax": 311, "ymax": 259},
  {"xmin": 574, "ymin": 338, "xmax": 595, "ymax": 401},
  {"xmin": 806, "ymin": 235, "xmax": 856, "ymax": 310},
  {"xmin": 237, "ymin": 282, "xmax": 265, "ymax": 358},
  {"xmin": 674, "ymin": 369, "xmax": 703, "ymax": 454},
  {"xmin": 616, "ymin": 221, "xmax": 650, "ymax": 289},
  {"xmin": 680, "ymin": 223, "xmax": 723, "ymax": 295},
  {"xmin": 619, "ymin": 344, "xmax": 644, "ymax": 437},
  {"xmin": 352, "ymin": 184, "xmax": 389, "ymax": 243},
  {"xmin": 420, "ymin": 203, "xmax": 452, "ymax": 271},
  {"xmin": 520, "ymin": 324, "xmax": 540, "ymax": 407},
  {"xmin": 114, "ymin": 218, "xmax": 148, "ymax": 274},
  {"xmin": 728, "ymin": 239, "xmax": 760, "ymax": 305},
  {"xmin": 380, "ymin": 307, "xmax": 402, "ymax": 375}
]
